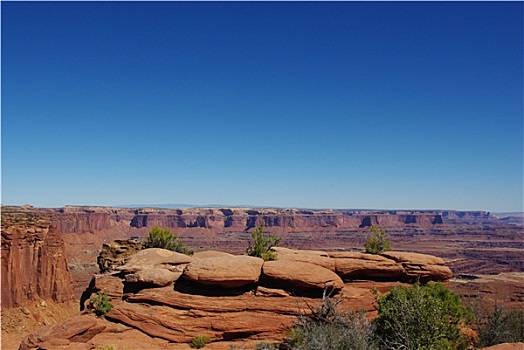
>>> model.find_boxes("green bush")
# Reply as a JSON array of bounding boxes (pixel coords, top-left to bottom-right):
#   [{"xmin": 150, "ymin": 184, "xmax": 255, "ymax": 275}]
[
  {"xmin": 254, "ymin": 343, "xmax": 277, "ymax": 350},
  {"xmin": 191, "ymin": 335, "xmax": 211, "ymax": 348},
  {"xmin": 475, "ymin": 303, "xmax": 524, "ymax": 347},
  {"xmin": 364, "ymin": 226, "xmax": 391, "ymax": 254},
  {"xmin": 286, "ymin": 290, "xmax": 378, "ymax": 350},
  {"xmin": 373, "ymin": 282, "xmax": 473, "ymax": 350},
  {"xmin": 89, "ymin": 290, "xmax": 113, "ymax": 316},
  {"xmin": 143, "ymin": 226, "xmax": 193, "ymax": 255},
  {"xmin": 246, "ymin": 221, "xmax": 281, "ymax": 261}
]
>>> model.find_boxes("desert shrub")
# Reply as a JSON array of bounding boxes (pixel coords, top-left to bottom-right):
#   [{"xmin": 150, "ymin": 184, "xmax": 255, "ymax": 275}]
[
  {"xmin": 475, "ymin": 303, "xmax": 524, "ymax": 347},
  {"xmin": 89, "ymin": 290, "xmax": 113, "ymax": 316},
  {"xmin": 191, "ymin": 335, "xmax": 211, "ymax": 348},
  {"xmin": 374, "ymin": 282, "xmax": 473, "ymax": 350},
  {"xmin": 254, "ymin": 343, "xmax": 277, "ymax": 350},
  {"xmin": 364, "ymin": 226, "xmax": 391, "ymax": 254},
  {"xmin": 143, "ymin": 226, "xmax": 193, "ymax": 255},
  {"xmin": 246, "ymin": 221, "xmax": 281, "ymax": 261},
  {"xmin": 286, "ymin": 289, "xmax": 378, "ymax": 350}
]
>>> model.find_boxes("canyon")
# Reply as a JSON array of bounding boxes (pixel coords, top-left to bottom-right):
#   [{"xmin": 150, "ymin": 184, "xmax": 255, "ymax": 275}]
[
  {"xmin": 26, "ymin": 205, "xmax": 524, "ymax": 293},
  {"xmin": 1, "ymin": 205, "xmax": 523, "ymax": 349}
]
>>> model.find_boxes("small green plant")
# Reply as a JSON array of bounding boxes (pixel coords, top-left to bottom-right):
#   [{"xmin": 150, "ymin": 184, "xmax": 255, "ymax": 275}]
[
  {"xmin": 364, "ymin": 226, "xmax": 391, "ymax": 254},
  {"xmin": 191, "ymin": 335, "xmax": 211, "ymax": 348},
  {"xmin": 287, "ymin": 327, "xmax": 305, "ymax": 346},
  {"xmin": 89, "ymin": 290, "xmax": 113, "ymax": 316},
  {"xmin": 373, "ymin": 282, "xmax": 473, "ymax": 350},
  {"xmin": 143, "ymin": 226, "xmax": 193, "ymax": 255},
  {"xmin": 246, "ymin": 221, "xmax": 281, "ymax": 261}
]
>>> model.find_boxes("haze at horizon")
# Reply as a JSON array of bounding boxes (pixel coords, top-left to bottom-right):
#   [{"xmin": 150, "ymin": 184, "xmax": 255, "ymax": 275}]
[{"xmin": 2, "ymin": 2, "xmax": 523, "ymax": 212}]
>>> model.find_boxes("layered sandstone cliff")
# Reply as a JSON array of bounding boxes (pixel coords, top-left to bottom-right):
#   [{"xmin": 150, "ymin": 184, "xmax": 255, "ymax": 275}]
[
  {"xmin": 1, "ymin": 208, "xmax": 74, "ymax": 308},
  {"xmin": 25, "ymin": 206, "xmax": 496, "ymax": 234}
]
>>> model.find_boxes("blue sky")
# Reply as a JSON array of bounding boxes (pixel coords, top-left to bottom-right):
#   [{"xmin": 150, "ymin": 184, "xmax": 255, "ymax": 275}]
[{"xmin": 2, "ymin": 2, "xmax": 522, "ymax": 211}]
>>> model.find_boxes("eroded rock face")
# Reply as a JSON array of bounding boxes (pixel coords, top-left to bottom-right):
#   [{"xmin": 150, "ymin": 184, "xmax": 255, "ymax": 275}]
[
  {"xmin": 125, "ymin": 268, "xmax": 181, "ymax": 287},
  {"xmin": 1, "ymin": 213, "xmax": 74, "ymax": 308},
  {"xmin": 381, "ymin": 251, "xmax": 453, "ymax": 282},
  {"xmin": 274, "ymin": 247, "xmax": 336, "ymax": 271},
  {"xmin": 14, "ymin": 205, "xmax": 495, "ymax": 234},
  {"xmin": 97, "ymin": 239, "xmax": 142, "ymax": 273},
  {"xmin": 331, "ymin": 252, "xmax": 405, "ymax": 281},
  {"xmin": 117, "ymin": 248, "xmax": 193, "ymax": 274},
  {"xmin": 261, "ymin": 260, "xmax": 344, "ymax": 294},
  {"xmin": 328, "ymin": 251, "xmax": 453, "ymax": 283},
  {"xmin": 19, "ymin": 315, "xmax": 106, "ymax": 350},
  {"xmin": 182, "ymin": 255, "xmax": 264, "ymax": 288}
]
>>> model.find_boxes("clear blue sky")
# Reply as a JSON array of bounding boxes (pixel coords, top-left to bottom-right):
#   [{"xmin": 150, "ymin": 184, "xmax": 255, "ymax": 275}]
[{"xmin": 2, "ymin": 2, "xmax": 522, "ymax": 212}]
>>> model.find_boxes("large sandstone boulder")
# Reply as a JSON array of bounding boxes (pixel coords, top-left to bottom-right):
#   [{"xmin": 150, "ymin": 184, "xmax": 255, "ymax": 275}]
[
  {"xmin": 19, "ymin": 315, "xmax": 106, "ymax": 350},
  {"xmin": 97, "ymin": 239, "xmax": 142, "ymax": 273},
  {"xmin": 381, "ymin": 251, "xmax": 452, "ymax": 282},
  {"xmin": 274, "ymin": 247, "xmax": 336, "ymax": 271},
  {"xmin": 261, "ymin": 260, "xmax": 344, "ymax": 294},
  {"xmin": 125, "ymin": 268, "xmax": 182, "ymax": 287},
  {"xmin": 330, "ymin": 252, "xmax": 404, "ymax": 281},
  {"xmin": 182, "ymin": 255, "xmax": 264, "ymax": 288},
  {"xmin": 117, "ymin": 248, "xmax": 193, "ymax": 274}
]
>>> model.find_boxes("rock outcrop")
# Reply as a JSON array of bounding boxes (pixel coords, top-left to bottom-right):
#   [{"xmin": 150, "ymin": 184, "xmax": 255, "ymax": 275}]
[
  {"xmin": 331, "ymin": 252, "xmax": 405, "ymax": 281},
  {"xmin": 24, "ymin": 247, "xmax": 454, "ymax": 349},
  {"xmin": 125, "ymin": 268, "xmax": 181, "ymax": 287},
  {"xmin": 96, "ymin": 239, "xmax": 142, "ymax": 273},
  {"xmin": 332, "ymin": 251, "xmax": 452, "ymax": 283},
  {"xmin": 182, "ymin": 255, "xmax": 264, "ymax": 289},
  {"xmin": 5, "ymin": 205, "xmax": 496, "ymax": 235},
  {"xmin": 261, "ymin": 260, "xmax": 344, "ymax": 294},
  {"xmin": 273, "ymin": 247, "xmax": 336, "ymax": 271},
  {"xmin": 1, "ymin": 212, "xmax": 74, "ymax": 308},
  {"xmin": 18, "ymin": 315, "xmax": 106, "ymax": 350},
  {"xmin": 116, "ymin": 248, "xmax": 193, "ymax": 274},
  {"xmin": 381, "ymin": 251, "xmax": 453, "ymax": 282}
]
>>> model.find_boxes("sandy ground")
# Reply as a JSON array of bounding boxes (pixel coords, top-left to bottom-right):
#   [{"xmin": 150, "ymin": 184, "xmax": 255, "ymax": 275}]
[{"xmin": 1, "ymin": 299, "xmax": 78, "ymax": 350}]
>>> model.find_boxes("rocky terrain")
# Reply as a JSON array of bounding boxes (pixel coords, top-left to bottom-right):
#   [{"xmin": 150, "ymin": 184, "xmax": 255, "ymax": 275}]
[
  {"xmin": 1, "ymin": 205, "xmax": 522, "ymax": 349},
  {"xmin": 18, "ymin": 247, "xmax": 452, "ymax": 349}
]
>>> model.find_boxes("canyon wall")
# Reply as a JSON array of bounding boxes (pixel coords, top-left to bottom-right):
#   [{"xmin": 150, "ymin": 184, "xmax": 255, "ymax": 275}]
[
  {"xmin": 3, "ymin": 205, "xmax": 521, "ymax": 288},
  {"xmin": 1, "ymin": 208, "xmax": 74, "ymax": 308},
  {"xmin": 38, "ymin": 206, "xmax": 495, "ymax": 234}
]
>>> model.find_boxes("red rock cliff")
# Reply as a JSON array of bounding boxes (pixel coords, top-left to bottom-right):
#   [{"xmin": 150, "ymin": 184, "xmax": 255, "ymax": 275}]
[
  {"xmin": 16, "ymin": 206, "xmax": 495, "ymax": 234},
  {"xmin": 1, "ymin": 209, "xmax": 74, "ymax": 308}
]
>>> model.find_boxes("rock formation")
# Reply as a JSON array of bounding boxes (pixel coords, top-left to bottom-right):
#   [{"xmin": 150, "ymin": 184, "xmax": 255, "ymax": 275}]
[
  {"xmin": 182, "ymin": 255, "xmax": 264, "ymax": 289},
  {"xmin": 21, "ymin": 247, "xmax": 453, "ymax": 349},
  {"xmin": 1, "ymin": 209, "xmax": 74, "ymax": 308},
  {"xmin": 39, "ymin": 206, "xmax": 495, "ymax": 233},
  {"xmin": 96, "ymin": 239, "xmax": 142, "ymax": 273},
  {"xmin": 4, "ymin": 205, "xmax": 520, "ymax": 280}
]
